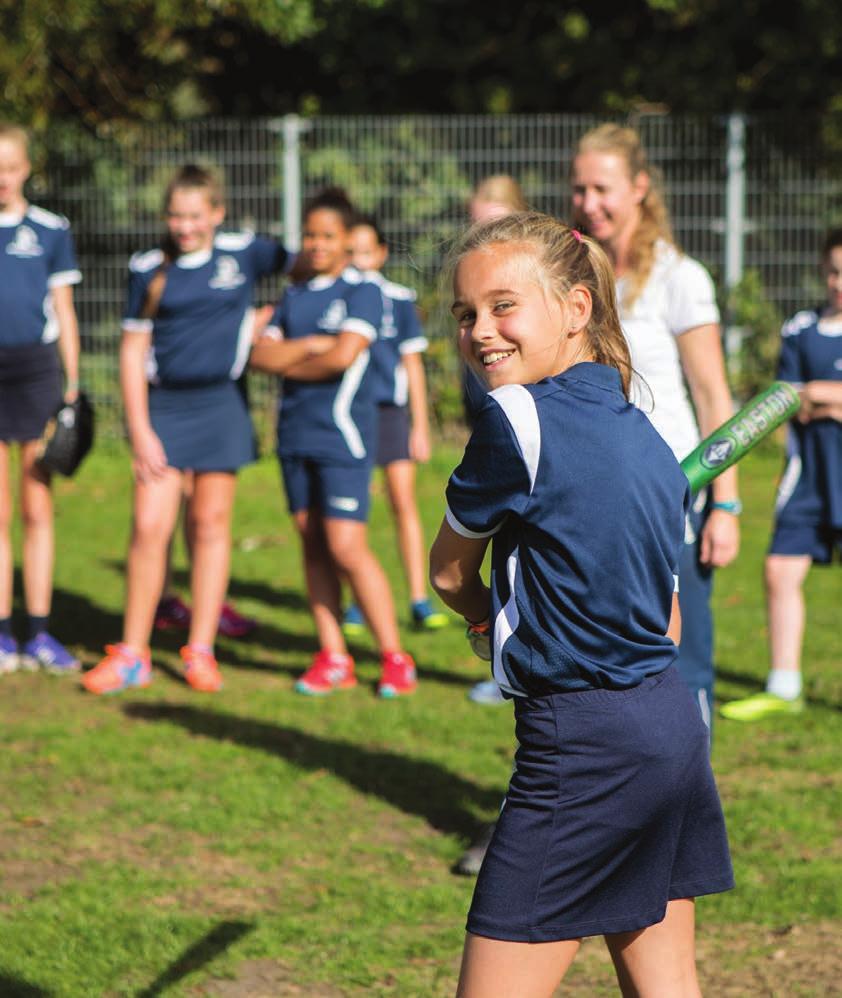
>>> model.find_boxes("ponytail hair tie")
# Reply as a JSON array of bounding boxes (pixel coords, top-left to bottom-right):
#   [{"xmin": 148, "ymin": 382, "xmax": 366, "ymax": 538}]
[{"xmin": 571, "ymin": 228, "xmax": 583, "ymax": 242}]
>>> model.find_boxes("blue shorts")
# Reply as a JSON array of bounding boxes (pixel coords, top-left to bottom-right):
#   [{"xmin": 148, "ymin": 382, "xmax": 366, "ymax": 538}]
[
  {"xmin": 279, "ymin": 454, "xmax": 372, "ymax": 522},
  {"xmin": 0, "ymin": 343, "xmax": 62, "ymax": 443},
  {"xmin": 149, "ymin": 380, "xmax": 255, "ymax": 472},
  {"xmin": 466, "ymin": 667, "xmax": 734, "ymax": 942},
  {"xmin": 376, "ymin": 404, "xmax": 411, "ymax": 466},
  {"xmin": 769, "ymin": 520, "xmax": 842, "ymax": 564}
]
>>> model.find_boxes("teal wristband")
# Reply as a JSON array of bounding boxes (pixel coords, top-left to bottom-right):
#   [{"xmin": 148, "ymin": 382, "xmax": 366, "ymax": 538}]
[{"xmin": 712, "ymin": 500, "xmax": 743, "ymax": 515}]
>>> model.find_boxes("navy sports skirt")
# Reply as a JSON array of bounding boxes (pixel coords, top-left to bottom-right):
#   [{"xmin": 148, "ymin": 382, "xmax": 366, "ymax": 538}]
[
  {"xmin": 375, "ymin": 403, "xmax": 411, "ymax": 466},
  {"xmin": 467, "ymin": 667, "xmax": 733, "ymax": 942},
  {"xmin": 149, "ymin": 380, "xmax": 256, "ymax": 473},
  {"xmin": 0, "ymin": 343, "xmax": 62, "ymax": 443}
]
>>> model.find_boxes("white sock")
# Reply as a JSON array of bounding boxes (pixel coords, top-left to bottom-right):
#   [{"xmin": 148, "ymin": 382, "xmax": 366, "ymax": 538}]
[{"xmin": 766, "ymin": 669, "xmax": 802, "ymax": 701}]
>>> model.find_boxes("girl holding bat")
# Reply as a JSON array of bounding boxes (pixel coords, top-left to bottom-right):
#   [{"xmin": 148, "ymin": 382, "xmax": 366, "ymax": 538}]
[
  {"xmin": 430, "ymin": 212, "xmax": 732, "ymax": 997},
  {"xmin": 570, "ymin": 124, "xmax": 741, "ymax": 728}
]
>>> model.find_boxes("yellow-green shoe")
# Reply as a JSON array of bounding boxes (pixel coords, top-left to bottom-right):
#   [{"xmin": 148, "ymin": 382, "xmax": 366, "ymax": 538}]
[
  {"xmin": 341, "ymin": 604, "xmax": 367, "ymax": 638},
  {"xmin": 720, "ymin": 691, "xmax": 804, "ymax": 722},
  {"xmin": 411, "ymin": 599, "xmax": 449, "ymax": 631}
]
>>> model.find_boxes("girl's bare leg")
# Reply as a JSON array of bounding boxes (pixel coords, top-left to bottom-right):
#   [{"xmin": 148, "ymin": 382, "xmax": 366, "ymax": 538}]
[
  {"xmin": 294, "ymin": 508, "xmax": 347, "ymax": 654},
  {"xmin": 456, "ymin": 933, "xmax": 580, "ymax": 998},
  {"xmin": 605, "ymin": 898, "xmax": 701, "ymax": 998},
  {"xmin": 19, "ymin": 441, "xmax": 54, "ymax": 617},
  {"xmin": 123, "ymin": 469, "xmax": 183, "ymax": 649},
  {"xmin": 383, "ymin": 459, "xmax": 427, "ymax": 602},
  {"xmin": 186, "ymin": 471, "xmax": 236, "ymax": 647},
  {"xmin": 0, "ymin": 443, "xmax": 13, "ymax": 619},
  {"xmin": 323, "ymin": 517, "xmax": 401, "ymax": 652}
]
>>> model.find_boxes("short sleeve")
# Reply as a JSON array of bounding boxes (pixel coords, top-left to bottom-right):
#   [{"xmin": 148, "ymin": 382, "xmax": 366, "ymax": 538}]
[
  {"xmin": 264, "ymin": 299, "xmax": 286, "ymax": 340},
  {"xmin": 666, "ymin": 255, "xmax": 720, "ymax": 336},
  {"xmin": 47, "ymin": 225, "xmax": 82, "ymax": 288},
  {"xmin": 343, "ymin": 282, "xmax": 382, "ymax": 342},
  {"xmin": 250, "ymin": 236, "xmax": 291, "ymax": 278},
  {"xmin": 445, "ymin": 391, "xmax": 535, "ymax": 538},
  {"xmin": 122, "ymin": 264, "xmax": 153, "ymax": 333},
  {"xmin": 394, "ymin": 298, "xmax": 428, "ymax": 355},
  {"xmin": 776, "ymin": 315, "xmax": 806, "ymax": 383}
]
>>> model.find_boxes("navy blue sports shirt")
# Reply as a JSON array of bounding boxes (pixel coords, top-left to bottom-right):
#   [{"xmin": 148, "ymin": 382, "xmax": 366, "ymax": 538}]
[
  {"xmin": 0, "ymin": 205, "xmax": 81, "ymax": 347},
  {"xmin": 268, "ymin": 268, "xmax": 383, "ymax": 463},
  {"xmin": 446, "ymin": 362, "xmax": 689, "ymax": 696},
  {"xmin": 123, "ymin": 232, "xmax": 289, "ymax": 386},
  {"xmin": 775, "ymin": 309, "xmax": 842, "ymax": 530}
]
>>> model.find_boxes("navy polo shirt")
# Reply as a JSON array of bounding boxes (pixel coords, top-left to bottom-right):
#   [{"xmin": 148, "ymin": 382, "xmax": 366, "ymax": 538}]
[
  {"xmin": 122, "ymin": 232, "xmax": 289, "ymax": 386},
  {"xmin": 446, "ymin": 362, "xmax": 689, "ymax": 696},
  {"xmin": 269, "ymin": 268, "xmax": 383, "ymax": 463},
  {"xmin": 360, "ymin": 271, "xmax": 428, "ymax": 406},
  {"xmin": 0, "ymin": 205, "xmax": 81, "ymax": 347},
  {"xmin": 775, "ymin": 309, "xmax": 842, "ymax": 529}
]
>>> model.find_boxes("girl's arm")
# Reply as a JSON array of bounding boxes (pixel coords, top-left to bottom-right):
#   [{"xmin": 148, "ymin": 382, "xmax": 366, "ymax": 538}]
[
  {"xmin": 119, "ymin": 330, "xmax": 167, "ymax": 482},
  {"xmin": 52, "ymin": 284, "xmax": 81, "ymax": 402},
  {"xmin": 677, "ymin": 323, "xmax": 740, "ymax": 568},
  {"xmin": 799, "ymin": 380, "xmax": 842, "ymax": 422},
  {"xmin": 282, "ymin": 329, "xmax": 370, "ymax": 380},
  {"xmin": 249, "ymin": 334, "xmax": 334, "ymax": 375},
  {"xmin": 404, "ymin": 351, "xmax": 432, "ymax": 463},
  {"xmin": 429, "ymin": 519, "xmax": 491, "ymax": 624},
  {"xmin": 666, "ymin": 592, "xmax": 682, "ymax": 645}
]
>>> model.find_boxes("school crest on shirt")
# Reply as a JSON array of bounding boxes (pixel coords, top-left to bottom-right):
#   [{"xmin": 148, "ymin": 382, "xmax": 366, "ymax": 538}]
[
  {"xmin": 209, "ymin": 254, "xmax": 246, "ymax": 290},
  {"xmin": 317, "ymin": 299, "xmax": 347, "ymax": 332},
  {"xmin": 6, "ymin": 225, "xmax": 43, "ymax": 258}
]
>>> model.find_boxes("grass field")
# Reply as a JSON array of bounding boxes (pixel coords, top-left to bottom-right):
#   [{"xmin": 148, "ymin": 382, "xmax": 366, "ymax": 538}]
[{"xmin": 1, "ymin": 440, "xmax": 840, "ymax": 997}]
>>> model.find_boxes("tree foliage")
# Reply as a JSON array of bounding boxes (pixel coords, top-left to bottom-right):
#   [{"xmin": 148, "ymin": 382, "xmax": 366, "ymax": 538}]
[{"xmin": 2, "ymin": 0, "xmax": 841, "ymax": 128}]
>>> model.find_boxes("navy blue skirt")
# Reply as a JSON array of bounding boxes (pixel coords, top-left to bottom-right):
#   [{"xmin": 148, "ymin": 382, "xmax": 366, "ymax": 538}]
[
  {"xmin": 0, "ymin": 343, "xmax": 62, "ymax": 443},
  {"xmin": 149, "ymin": 380, "xmax": 256, "ymax": 472},
  {"xmin": 376, "ymin": 403, "xmax": 411, "ymax": 466},
  {"xmin": 467, "ymin": 667, "xmax": 734, "ymax": 942}
]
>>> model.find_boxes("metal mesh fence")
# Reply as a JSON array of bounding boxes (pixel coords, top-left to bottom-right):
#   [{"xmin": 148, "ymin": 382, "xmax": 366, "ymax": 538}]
[{"xmin": 32, "ymin": 112, "xmax": 842, "ymax": 443}]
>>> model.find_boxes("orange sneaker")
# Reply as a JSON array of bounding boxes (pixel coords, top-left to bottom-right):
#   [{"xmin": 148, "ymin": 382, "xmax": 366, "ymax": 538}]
[
  {"xmin": 180, "ymin": 644, "xmax": 223, "ymax": 692},
  {"xmin": 81, "ymin": 644, "xmax": 151, "ymax": 695},
  {"xmin": 295, "ymin": 650, "xmax": 357, "ymax": 695},
  {"xmin": 378, "ymin": 650, "xmax": 417, "ymax": 698}
]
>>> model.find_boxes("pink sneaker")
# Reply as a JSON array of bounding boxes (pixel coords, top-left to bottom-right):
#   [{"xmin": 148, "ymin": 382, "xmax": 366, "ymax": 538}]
[
  {"xmin": 378, "ymin": 651, "xmax": 417, "ymax": 698},
  {"xmin": 217, "ymin": 601, "xmax": 257, "ymax": 638},
  {"xmin": 295, "ymin": 651, "xmax": 357, "ymax": 695},
  {"xmin": 154, "ymin": 595, "xmax": 191, "ymax": 631}
]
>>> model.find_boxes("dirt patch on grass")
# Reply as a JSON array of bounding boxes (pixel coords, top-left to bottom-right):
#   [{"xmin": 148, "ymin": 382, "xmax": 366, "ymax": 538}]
[
  {"xmin": 559, "ymin": 920, "xmax": 842, "ymax": 996},
  {"xmin": 198, "ymin": 959, "xmax": 345, "ymax": 997}
]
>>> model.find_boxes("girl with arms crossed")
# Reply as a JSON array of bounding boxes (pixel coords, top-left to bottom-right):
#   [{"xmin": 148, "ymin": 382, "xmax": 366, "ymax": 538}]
[
  {"xmin": 255, "ymin": 189, "xmax": 417, "ymax": 697},
  {"xmin": 83, "ymin": 164, "xmax": 320, "ymax": 694},
  {"xmin": 430, "ymin": 213, "xmax": 732, "ymax": 996},
  {"xmin": 570, "ymin": 124, "xmax": 740, "ymax": 728},
  {"xmin": 0, "ymin": 122, "xmax": 82, "ymax": 675}
]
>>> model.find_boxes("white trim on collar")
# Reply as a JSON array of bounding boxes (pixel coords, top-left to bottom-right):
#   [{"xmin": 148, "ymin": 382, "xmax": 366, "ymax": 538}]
[{"xmin": 175, "ymin": 248, "xmax": 213, "ymax": 269}]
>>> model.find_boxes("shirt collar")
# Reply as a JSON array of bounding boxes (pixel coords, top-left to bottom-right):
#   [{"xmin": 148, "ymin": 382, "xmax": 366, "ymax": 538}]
[
  {"xmin": 175, "ymin": 248, "xmax": 213, "ymax": 269},
  {"xmin": 553, "ymin": 361, "xmax": 624, "ymax": 394}
]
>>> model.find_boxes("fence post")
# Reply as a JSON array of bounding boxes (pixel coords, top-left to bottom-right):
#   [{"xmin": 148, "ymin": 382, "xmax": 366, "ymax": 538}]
[
  {"xmin": 724, "ymin": 112, "xmax": 746, "ymax": 368},
  {"xmin": 281, "ymin": 114, "xmax": 306, "ymax": 251}
]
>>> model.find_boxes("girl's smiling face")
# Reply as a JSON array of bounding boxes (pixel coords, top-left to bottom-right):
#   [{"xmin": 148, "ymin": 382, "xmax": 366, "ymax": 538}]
[
  {"xmin": 569, "ymin": 150, "xmax": 647, "ymax": 251},
  {"xmin": 166, "ymin": 188, "xmax": 224, "ymax": 255},
  {"xmin": 452, "ymin": 243, "xmax": 591, "ymax": 390},
  {"xmin": 302, "ymin": 208, "xmax": 349, "ymax": 277}
]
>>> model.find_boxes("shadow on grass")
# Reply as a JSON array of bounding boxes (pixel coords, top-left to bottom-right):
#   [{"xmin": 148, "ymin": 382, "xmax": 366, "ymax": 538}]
[
  {"xmin": 0, "ymin": 975, "xmax": 52, "ymax": 997},
  {"xmin": 123, "ymin": 702, "xmax": 501, "ymax": 838},
  {"xmin": 135, "ymin": 920, "xmax": 252, "ymax": 998}
]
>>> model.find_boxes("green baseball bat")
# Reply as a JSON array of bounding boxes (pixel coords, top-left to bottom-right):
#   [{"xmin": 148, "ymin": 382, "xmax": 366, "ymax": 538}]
[{"xmin": 680, "ymin": 380, "xmax": 801, "ymax": 493}]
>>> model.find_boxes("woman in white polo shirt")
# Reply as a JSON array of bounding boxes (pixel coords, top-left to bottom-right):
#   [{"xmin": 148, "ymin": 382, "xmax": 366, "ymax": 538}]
[{"xmin": 570, "ymin": 123, "xmax": 740, "ymax": 729}]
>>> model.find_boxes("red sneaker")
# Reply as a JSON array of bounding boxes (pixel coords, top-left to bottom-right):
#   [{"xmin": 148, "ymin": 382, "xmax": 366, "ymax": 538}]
[
  {"xmin": 217, "ymin": 601, "xmax": 258, "ymax": 638},
  {"xmin": 82, "ymin": 644, "xmax": 152, "ymax": 695},
  {"xmin": 154, "ymin": 595, "xmax": 191, "ymax": 631},
  {"xmin": 378, "ymin": 651, "xmax": 417, "ymax": 698},
  {"xmin": 180, "ymin": 644, "xmax": 223, "ymax": 692},
  {"xmin": 295, "ymin": 650, "xmax": 357, "ymax": 695}
]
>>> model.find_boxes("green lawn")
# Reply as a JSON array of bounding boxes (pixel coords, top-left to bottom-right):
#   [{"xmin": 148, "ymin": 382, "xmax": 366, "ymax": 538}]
[{"xmin": 0, "ymin": 440, "xmax": 839, "ymax": 997}]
